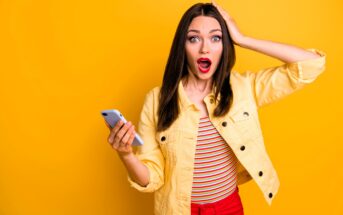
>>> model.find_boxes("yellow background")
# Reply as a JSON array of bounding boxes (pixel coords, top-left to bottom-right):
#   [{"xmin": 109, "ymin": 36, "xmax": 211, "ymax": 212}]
[{"xmin": 1, "ymin": 0, "xmax": 342, "ymax": 214}]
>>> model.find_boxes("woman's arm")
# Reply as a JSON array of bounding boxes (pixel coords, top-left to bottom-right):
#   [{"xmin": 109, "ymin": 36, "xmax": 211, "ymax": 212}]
[
  {"xmin": 237, "ymin": 36, "xmax": 321, "ymax": 63},
  {"xmin": 107, "ymin": 89, "xmax": 165, "ymax": 192},
  {"xmin": 238, "ymin": 36, "xmax": 321, "ymax": 63},
  {"xmin": 212, "ymin": 0, "xmax": 326, "ymax": 108},
  {"xmin": 126, "ymin": 88, "xmax": 166, "ymax": 192},
  {"xmin": 118, "ymin": 152, "xmax": 150, "ymax": 187},
  {"xmin": 106, "ymin": 120, "xmax": 150, "ymax": 187},
  {"xmin": 211, "ymin": 0, "xmax": 321, "ymax": 63}
]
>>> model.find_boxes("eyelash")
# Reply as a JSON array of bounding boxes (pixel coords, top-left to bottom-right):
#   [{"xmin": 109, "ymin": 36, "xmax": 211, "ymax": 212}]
[{"xmin": 187, "ymin": 35, "xmax": 222, "ymax": 43}]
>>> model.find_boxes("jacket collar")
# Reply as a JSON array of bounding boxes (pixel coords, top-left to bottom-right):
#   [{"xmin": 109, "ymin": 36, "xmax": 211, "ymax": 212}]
[{"xmin": 177, "ymin": 80, "xmax": 219, "ymax": 111}]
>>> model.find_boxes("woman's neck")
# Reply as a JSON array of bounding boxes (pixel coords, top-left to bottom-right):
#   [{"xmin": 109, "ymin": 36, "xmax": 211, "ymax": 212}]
[{"xmin": 182, "ymin": 75, "xmax": 213, "ymax": 96}]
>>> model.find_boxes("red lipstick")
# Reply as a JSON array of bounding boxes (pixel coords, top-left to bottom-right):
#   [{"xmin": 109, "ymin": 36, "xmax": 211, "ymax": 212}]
[{"xmin": 197, "ymin": 58, "xmax": 212, "ymax": 73}]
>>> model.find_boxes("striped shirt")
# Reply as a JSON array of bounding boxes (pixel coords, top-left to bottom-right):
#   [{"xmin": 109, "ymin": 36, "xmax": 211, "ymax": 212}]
[{"xmin": 191, "ymin": 116, "xmax": 238, "ymax": 204}]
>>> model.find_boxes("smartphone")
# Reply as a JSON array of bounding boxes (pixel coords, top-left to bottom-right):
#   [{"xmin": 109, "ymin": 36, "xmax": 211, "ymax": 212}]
[{"xmin": 101, "ymin": 109, "xmax": 143, "ymax": 146}]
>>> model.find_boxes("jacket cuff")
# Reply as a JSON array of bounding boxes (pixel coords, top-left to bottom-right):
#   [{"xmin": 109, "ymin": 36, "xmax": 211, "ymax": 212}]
[
  {"xmin": 127, "ymin": 175, "xmax": 152, "ymax": 192},
  {"xmin": 286, "ymin": 48, "xmax": 326, "ymax": 84},
  {"xmin": 127, "ymin": 158, "xmax": 162, "ymax": 193}
]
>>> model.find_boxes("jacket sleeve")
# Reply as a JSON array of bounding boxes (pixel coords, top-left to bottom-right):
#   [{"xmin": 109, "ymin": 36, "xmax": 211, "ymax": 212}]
[
  {"xmin": 127, "ymin": 88, "xmax": 165, "ymax": 192},
  {"xmin": 247, "ymin": 48, "xmax": 326, "ymax": 107}
]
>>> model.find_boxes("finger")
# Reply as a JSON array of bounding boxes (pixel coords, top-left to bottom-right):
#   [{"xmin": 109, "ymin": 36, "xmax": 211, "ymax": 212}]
[
  {"xmin": 108, "ymin": 120, "xmax": 125, "ymax": 143},
  {"xmin": 127, "ymin": 131, "xmax": 135, "ymax": 146},
  {"xmin": 113, "ymin": 120, "xmax": 125, "ymax": 132},
  {"xmin": 216, "ymin": 5, "xmax": 231, "ymax": 20},
  {"xmin": 121, "ymin": 125, "xmax": 134, "ymax": 146},
  {"xmin": 212, "ymin": 1, "xmax": 224, "ymax": 13},
  {"xmin": 212, "ymin": 0, "xmax": 220, "ymax": 8},
  {"xmin": 115, "ymin": 121, "xmax": 132, "ymax": 144},
  {"xmin": 125, "ymin": 132, "xmax": 135, "ymax": 149},
  {"xmin": 212, "ymin": 0, "xmax": 217, "ymax": 6},
  {"xmin": 116, "ymin": 124, "xmax": 134, "ymax": 149}
]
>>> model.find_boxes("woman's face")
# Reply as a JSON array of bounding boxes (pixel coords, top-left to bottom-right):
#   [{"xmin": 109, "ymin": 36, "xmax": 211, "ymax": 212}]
[{"xmin": 185, "ymin": 15, "xmax": 223, "ymax": 81}]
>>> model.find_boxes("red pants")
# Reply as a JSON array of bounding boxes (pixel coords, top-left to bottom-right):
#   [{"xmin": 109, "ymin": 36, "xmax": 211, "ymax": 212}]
[{"xmin": 191, "ymin": 186, "xmax": 244, "ymax": 215}]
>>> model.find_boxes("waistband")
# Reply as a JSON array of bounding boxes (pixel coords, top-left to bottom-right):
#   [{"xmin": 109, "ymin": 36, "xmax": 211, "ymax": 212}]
[{"xmin": 191, "ymin": 186, "xmax": 240, "ymax": 208}]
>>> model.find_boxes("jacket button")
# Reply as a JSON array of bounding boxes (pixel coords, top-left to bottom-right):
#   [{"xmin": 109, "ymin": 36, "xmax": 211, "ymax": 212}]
[
  {"xmin": 222, "ymin": 121, "xmax": 227, "ymax": 127},
  {"xmin": 210, "ymin": 98, "xmax": 214, "ymax": 104},
  {"xmin": 240, "ymin": 145, "xmax": 245, "ymax": 151},
  {"xmin": 269, "ymin": 193, "xmax": 273, "ymax": 198},
  {"xmin": 161, "ymin": 136, "xmax": 166, "ymax": 141},
  {"xmin": 259, "ymin": 171, "xmax": 263, "ymax": 177},
  {"xmin": 243, "ymin": 112, "xmax": 249, "ymax": 117}
]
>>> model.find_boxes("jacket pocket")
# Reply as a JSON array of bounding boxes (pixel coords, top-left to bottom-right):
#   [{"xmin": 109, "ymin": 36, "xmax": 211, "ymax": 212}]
[
  {"xmin": 155, "ymin": 129, "xmax": 178, "ymax": 165},
  {"xmin": 229, "ymin": 102, "xmax": 260, "ymax": 139}
]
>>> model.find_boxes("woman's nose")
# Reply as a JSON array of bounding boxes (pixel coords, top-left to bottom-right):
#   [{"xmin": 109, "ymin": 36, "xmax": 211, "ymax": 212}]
[{"xmin": 200, "ymin": 41, "xmax": 210, "ymax": 54}]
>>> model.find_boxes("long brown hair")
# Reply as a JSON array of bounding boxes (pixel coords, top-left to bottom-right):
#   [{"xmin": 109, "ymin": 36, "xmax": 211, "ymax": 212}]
[{"xmin": 157, "ymin": 3, "xmax": 236, "ymax": 132}]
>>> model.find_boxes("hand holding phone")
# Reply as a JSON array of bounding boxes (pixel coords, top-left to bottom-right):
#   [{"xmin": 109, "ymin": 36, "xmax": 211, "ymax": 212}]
[{"xmin": 101, "ymin": 109, "xmax": 144, "ymax": 147}]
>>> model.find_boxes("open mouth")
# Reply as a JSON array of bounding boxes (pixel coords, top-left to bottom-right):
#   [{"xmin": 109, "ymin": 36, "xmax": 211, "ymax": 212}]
[{"xmin": 197, "ymin": 58, "xmax": 212, "ymax": 73}]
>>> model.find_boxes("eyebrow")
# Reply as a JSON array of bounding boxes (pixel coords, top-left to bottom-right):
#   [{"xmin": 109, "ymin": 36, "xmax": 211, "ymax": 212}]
[{"xmin": 187, "ymin": 29, "xmax": 222, "ymax": 34}]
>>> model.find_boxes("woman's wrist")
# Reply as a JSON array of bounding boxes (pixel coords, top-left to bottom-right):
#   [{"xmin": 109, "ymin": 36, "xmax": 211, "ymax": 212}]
[
  {"xmin": 235, "ymin": 35, "xmax": 249, "ymax": 48},
  {"xmin": 117, "ymin": 151, "xmax": 135, "ymax": 161}
]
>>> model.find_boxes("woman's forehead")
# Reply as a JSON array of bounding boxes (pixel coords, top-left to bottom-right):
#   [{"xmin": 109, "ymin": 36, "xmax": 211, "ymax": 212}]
[{"xmin": 187, "ymin": 16, "xmax": 221, "ymax": 33}]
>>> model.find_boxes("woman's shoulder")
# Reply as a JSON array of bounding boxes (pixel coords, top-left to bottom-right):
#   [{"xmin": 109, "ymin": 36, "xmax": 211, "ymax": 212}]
[
  {"xmin": 229, "ymin": 70, "xmax": 254, "ymax": 85},
  {"xmin": 146, "ymin": 86, "xmax": 161, "ymax": 96},
  {"xmin": 230, "ymin": 69, "xmax": 254, "ymax": 79},
  {"xmin": 142, "ymin": 86, "xmax": 161, "ymax": 103}
]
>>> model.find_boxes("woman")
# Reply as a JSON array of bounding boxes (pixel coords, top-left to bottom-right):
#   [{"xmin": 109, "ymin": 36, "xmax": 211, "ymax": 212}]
[{"xmin": 105, "ymin": 1, "xmax": 326, "ymax": 214}]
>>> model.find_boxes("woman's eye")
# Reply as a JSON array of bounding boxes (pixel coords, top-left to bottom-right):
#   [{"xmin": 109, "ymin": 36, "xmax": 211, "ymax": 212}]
[
  {"xmin": 212, "ymin": 35, "xmax": 222, "ymax": 42},
  {"xmin": 188, "ymin": 36, "xmax": 200, "ymax": 43}
]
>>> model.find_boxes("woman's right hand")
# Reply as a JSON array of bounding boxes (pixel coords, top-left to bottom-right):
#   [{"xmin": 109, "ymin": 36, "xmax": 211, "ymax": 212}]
[
  {"xmin": 105, "ymin": 120, "xmax": 135, "ymax": 157},
  {"xmin": 105, "ymin": 121, "xmax": 149, "ymax": 187},
  {"xmin": 212, "ymin": 0, "xmax": 246, "ymax": 45}
]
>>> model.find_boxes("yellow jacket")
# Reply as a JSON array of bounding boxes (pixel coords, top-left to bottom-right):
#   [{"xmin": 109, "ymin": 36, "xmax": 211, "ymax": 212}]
[{"xmin": 128, "ymin": 48, "xmax": 326, "ymax": 214}]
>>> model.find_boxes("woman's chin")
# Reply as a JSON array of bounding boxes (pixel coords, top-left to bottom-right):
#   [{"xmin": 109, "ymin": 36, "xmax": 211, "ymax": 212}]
[{"xmin": 195, "ymin": 71, "xmax": 214, "ymax": 80}]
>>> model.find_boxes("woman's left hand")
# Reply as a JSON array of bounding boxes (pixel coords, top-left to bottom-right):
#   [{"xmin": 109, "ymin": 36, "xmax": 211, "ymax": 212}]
[{"xmin": 211, "ymin": 0, "xmax": 246, "ymax": 45}]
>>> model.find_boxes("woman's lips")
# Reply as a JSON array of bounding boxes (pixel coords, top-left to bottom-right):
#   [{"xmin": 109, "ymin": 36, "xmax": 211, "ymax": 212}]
[{"xmin": 197, "ymin": 58, "xmax": 212, "ymax": 73}]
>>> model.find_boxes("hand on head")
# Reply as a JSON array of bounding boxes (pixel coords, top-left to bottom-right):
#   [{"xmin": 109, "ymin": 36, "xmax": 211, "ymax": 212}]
[{"xmin": 211, "ymin": 0, "xmax": 246, "ymax": 45}]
